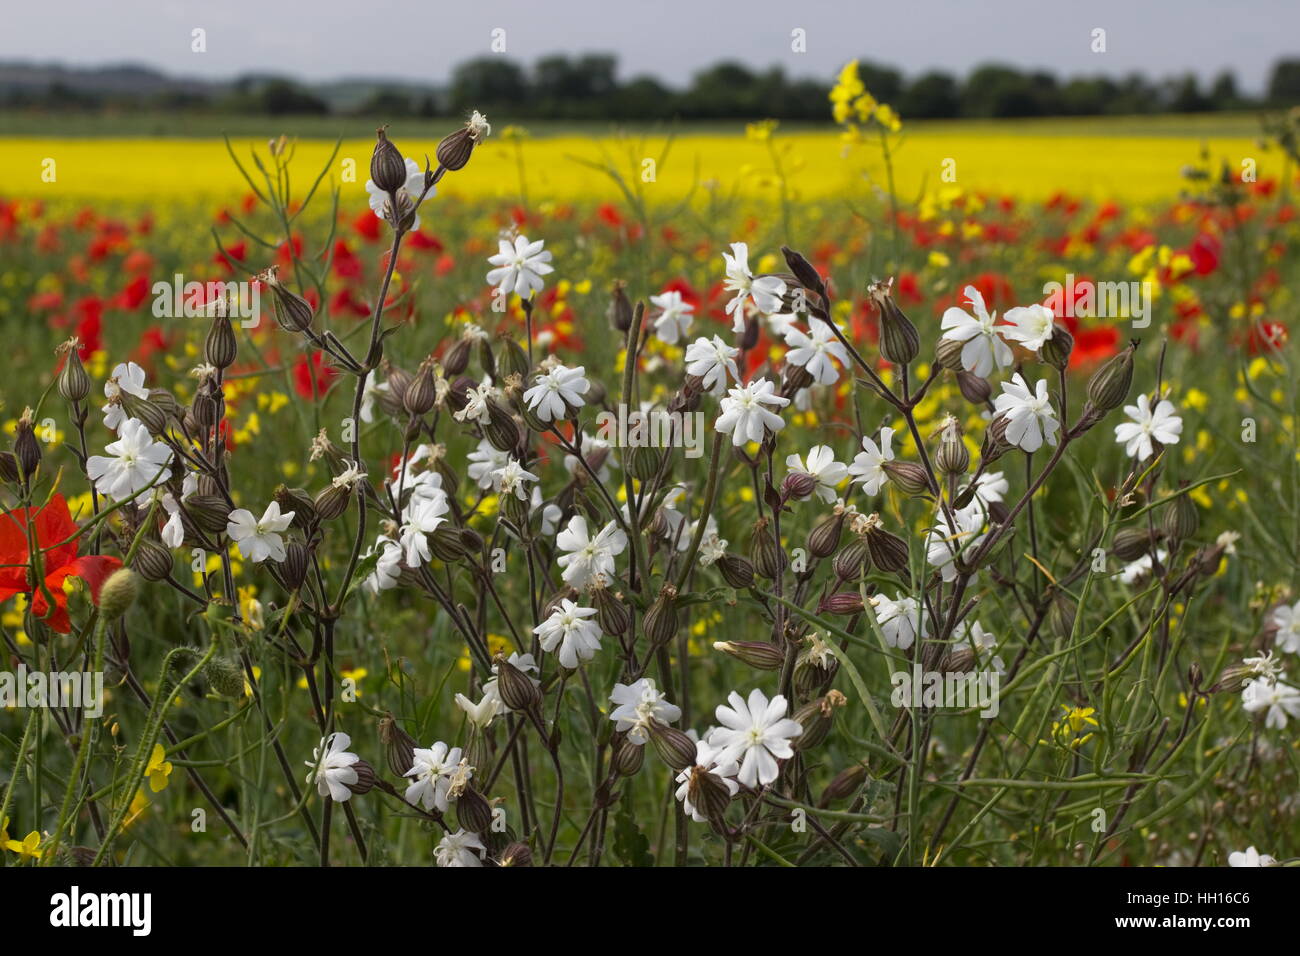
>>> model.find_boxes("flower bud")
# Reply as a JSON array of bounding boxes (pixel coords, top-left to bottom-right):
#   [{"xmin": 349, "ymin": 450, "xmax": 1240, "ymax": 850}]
[
  {"xmin": 611, "ymin": 734, "xmax": 646, "ymax": 777},
  {"xmin": 14, "ymin": 409, "xmax": 42, "ymax": 478},
  {"xmin": 498, "ymin": 841, "xmax": 532, "ymax": 867},
  {"xmin": 0, "ymin": 451, "xmax": 18, "ymax": 483},
  {"xmin": 1111, "ymin": 527, "xmax": 1154, "ymax": 561},
  {"xmin": 204, "ymin": 309, "xmax": 237, "ymax": 370},
  {"xmin": 441, "ymin": 338, "xmax": 471, "ymax": 377},
  {"xmin": 370, "ymin": 127, "xmax": 408, "ymax": 193},
  {"xmin": 98, "ymin": 569, "xmax": 139, "ymax": 621},
  {"xmin": 956, "ymin": 370, "xmax": 992, "ymax": 405},
  {"xmin": 404, "ymin": 359, "xmax": 438, "ymax": 416},
  {"xmin": 278, "ymin": 540, "xmax": 309, "ymax": 590},
  {"xmin": 263, "ymin": 269, "xmax": 316, "ymax": 334},
  {"xmin": 456, "ymin": 786, "xmax": 493, "ymax": 833},
  {"xmin": 882, "ymin": 460, "xmax": 930, "ymax": 496},
  {"xmin": 685, "ymin": 764, "xmax": 734, "ymax": 822},
  {"xmin": 870, "ymin": 278, "xmax": 920, "ymax": 366},
  {"xmin": 275, "ymin": 485, "xmax": 317, "ymax": 529},
  {"xmin": 1040, "ymin": 322, "xmax": 1074, "ymax": 371},
  {"xmin": 935, "ymin": 336, "xmax": 965, "ymax": 371},
  {"xmin": 942, "ymin": 646, "xmax": 978, "ymax": 673},
  {"xmin": 203, "ymin": 654, "xmax": 247, "ymax": 698},
  {"xmin": 186, "ymin": 494, "xmax": 232, "ymax": 534},
  {"xmin": 820, "ymin": 764, "xmax": 867, "ymax": 805},
  {"xmin": 818, "ymin": 592, "xmax": 864, "ymax": 616},
  {"xmin": 865, "ymin": 518, "xmax": 910, "ymax": 574},
  {"xmin": 807, "ymin": 511, "xmax": 845, "ymax": 559},
  {"xmin": 629, "ymin": 444, "xmax": 663, "ymax": 483},
  {"xmin": 713, "ymin": 640, "xmax": 785, "ymax": 671},
  {"xmin": 345, "ymin": 759, "xmax": 377, "ymax": 797},
  {"xmin": 643, "ymin": 585, "xmax": 679, "ymax": 649},
  {"xmin": 780, "ymin": 471, "xmax": 818, "ymax": 502},
  {"xmin": 716, "ymin": 553, "xmax": 754, "ymax": 589},
  {"xmin": 748, "ymin": 518, "xmax": 785, "ymax": 580},
  {"xmin": 1162, "ymin": 483, "xmax": 1199, "ymax": 542},
  {"xmin": 833, "ymin": 538, "xmax": 869, "ymax": 581},
  {"xmin": 1085, "ymin": 340, "xmax": 1137, "ymax": 411},
  {"xmin": 497, "ymin": 336, "xmax": 530, "ymax": 380},
  {"xmin": 792, "ymin": 691, "xmax": 844, "ymax": 750},
  {"xmin": 593, "ymin": 585, "xmax": 630, "ymax": 638},
  {"xmin": 647, "ymin": 720, "xmax": 697, "ymax": 772},
  {"xmin": 131, "ymin": 537, "xmax": 174, "ymax": 582},
  {"xmin": 56, "ymin": 341, "xmax": 91, "ymax": 403},
  {"xmin": 428, "ymin": 526, "xmax": 468, "ymax": 562},
  {"xmin": 314, "ymin": 483, "xmax": 351, "ymax": 521},
  {"xmin": 380, "ymin": 714, "xmax": 417, "ymax": 777},
  {"xmin": 436, "ymin": 111, "xmax": 490, "ymax": 172},
  {"xmin": 607, "ymin": 281, "xmax": 633, "ymax": 333},
  {"xmin": 780, "ymin": 245, "xmax": 826, "ymax": 296},
  {"xmin": 494, "ymin": 654, "xmax": 541, "ymax": 714},
  {"xmin": 484, "ymin": 400, "xmax": 521, "ymax": 453}
]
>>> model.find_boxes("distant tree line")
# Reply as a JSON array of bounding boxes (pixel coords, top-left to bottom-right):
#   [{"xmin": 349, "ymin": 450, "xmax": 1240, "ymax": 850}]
[{"xmin": 5, "ymin": 55, "xmax": 1300, "ymax": 118}]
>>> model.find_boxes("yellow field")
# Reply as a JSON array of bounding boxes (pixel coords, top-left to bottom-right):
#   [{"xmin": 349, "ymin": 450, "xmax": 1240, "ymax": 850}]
[{"xmin": 0, "ymin": 127, "xmax": 1264, "ymax": 206}]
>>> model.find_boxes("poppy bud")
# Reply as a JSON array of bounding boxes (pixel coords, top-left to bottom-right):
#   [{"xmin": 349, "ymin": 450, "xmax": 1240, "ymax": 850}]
[
  {"xmin": 98, "ymin": 569, "xmax": 139, "ymax": 622},
  {"xmin": 647, "ymin": 720, "xmax": 696, "ymax": 772},
  {"xmin": 203, "ymin": 654, "xmax": 247, "ymax": 699},
  {"xmin": 369, "ymin": 127, "xmax": 408, "ymax": 194},
  {"xmin": 713, "ymin": 640, "xmax": 785, "ymax": 671}
]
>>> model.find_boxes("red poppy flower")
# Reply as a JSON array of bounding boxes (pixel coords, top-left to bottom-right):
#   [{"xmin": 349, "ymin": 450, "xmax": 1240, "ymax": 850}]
[
  {"xmin": 294, "ymin": 351, "xmax": 337, "ymax": 399},
  {"xmin": 0, "ymin": 494, "xmax": 121, "ymax": 633}
]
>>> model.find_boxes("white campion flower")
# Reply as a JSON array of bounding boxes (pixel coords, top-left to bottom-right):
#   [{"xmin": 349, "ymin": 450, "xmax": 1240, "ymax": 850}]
[
  {"xmin": 454, "ymin": 382, "xmax": 494, "ymax": 425},
  {"xmin": 925, "ymin": 507, "xmax": 987, "ymax": 583},
  {"xmin": 940, "ymin": 285, "xmax": 1013, "ymax": 377},
  {"xmin": 332, "ymin": 460, "xmax": 368, "ymax": 490},
  {"xmin": 435, "ymin": 829, "xmax": 486, "ymax": 867},
  {"xmin": 305, "ymin": 732, "xmax": 360, "ymax": 802},
  {"xmin": 363, "ymin": 535, "xmax": 403, "ymax": 594},
  {"xmin": 783, "ymin": 319, "xmax": 849, "ymax": 386},
  {"xmin": 1228, "ymin": 846, "xmax": 1277, "ymax": 867},
  {"xmin": 993, "ymin": 373, "xmax": 1060, "ymax": 453},
  {"xmin": 86, "ymin": 418, "xmax": 173, "ymax": 501},
  {"xmin": 715, "ymin": 377, "xmax": 789, "ymax": 446},
  {"xmin": 961, "ymin": 470, "xmax": 1009, "ymax": 510},
  {"xmin": 1242, "ymin": 678, "xmax": 1300, "ymax": 730},
  {"xmin": 1113, "ymin": 393, "xmax": 1183, "ymax": 461},
  {"xmin": 699, "ymin": 532, "xmax": 729, "ymax": 566},
  {"xmin": 359, "ymin": 377, "xmax": 390, "ymax": 424},
  {"xmin": 398, "ymin": 486, "xmax": 450, "ymax": 566},
  {"xmin": 1001, "ymin": 303, "xmax": 1057, "ymax": 352},
  {"xmin": 785, "ymin": 445, "xmax": 849, "ymax": 503},
  {"xmin": 1271, "ymin": 600, "xmax": 1300, "ymax": 654},
  {"xmin": 722, "ymin": 242, "xmax": 786, "ymax": 331},
  {"xmin": 490, "ymin": 458, "xmax": 539, "ymax": 501},
  {"xmin": 556, "ymin": 515, "xmax": 627, "ymax": 588},
  {"xmin": 365, "ymin": 157, "xmax": 431, "ymax": 229},
  {"xmin": 649, "ymin": 290, "xmax": 695, "ymax": 344},
  {"xmin": 1118, "ymin": 548, "xmax": 1167, "ymax": 585},
  {"xmin": 873, "ymin": 593, "xmax": 926, "ymax": 650},
  {"xmin": 848, "ymin": 427, "xmax": 896, "ymax": 495},
  {"xmin": 486, "ymin": 234, "xmax": 554, "ymax": 298},
  {"xmin": 523, "ymin": 364, "xmax": 589, "ymax": 421},
  {"xmin": 953, "ymin": 619, "xmax": 1004, "ymax": 673},
  {"xmin": 534, "ymin": 598, "xmax": 603, "ymax": 669},
  {"xmin": 675, "ymin": 740, "xmax": 741, "ymax": 822},
  {"xmin": 609, "ymin": 677, "xmax": 681, "ymax": 744},
  {"xmin": 706, "ymin": 688, "xmax": 802, "ymax": 788},
  {"xmin": 684, "ymin": 335, "xmax": 740, "ymax": 397},
  {"xmin": 102, "ymin": 361, "xmax": 149, "ymax": 432},
  {"xmin": 530, "ymin": 487, "xmax": 563, "ymax": 536},
  {"xmin": 467, "ymin": 439, "xmax": 511, "ymax": 490},
  {"xmin": 455, "ymin": 691, "xmax": 502, "ymax": 730},
  {"xmin": 141, "ymin": 472, "xmax": 197, "ymax": 549},
  {"xmin": 226, "ymin": 500, "xmax": 295, "ymax": 563},
  {"xmin": 403, "ymin": 741, "xmax": 465, "ymax": 812}
]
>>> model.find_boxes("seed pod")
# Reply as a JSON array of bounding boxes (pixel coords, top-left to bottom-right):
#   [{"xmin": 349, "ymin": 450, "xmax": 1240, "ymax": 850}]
[
  {"xmin": 0, "ymin": 451, "xmax": 18, "ymax": 483},
  {"xmin": 278, "ymin": 540, "xmax": 309, "ymax": 590},
  {"xmin": 870, "ymin": 278, "xmax": 920, "ymax": 366},
  {"xmin": 820, "ymin": 764, "xmax": 867, "ymax": 805},
  {"xmin": 792, "ymin": 692, "xmax": 845, "ymax": 751},
  {"xmin": 685, "ymin": 764, "xmax": 734, "ymax": 822},
  {"xmin": 593, "ymin": 586, "xmax": 630, "ymax": 638},
  {"xmin": 647, "ymin": 720, "xmax": 696, "ymax": 772},
  {"xmin": 494, "ymin": 654, "xmax": 541, "ymax": 714},
  {"xmin": 121, "ymin": 393, "xmax": 169, "ymax": 436},
  {"xmin": 1111, "ymin": 527, "xmax": 1154, "ymax": 561},
  {"xmin": 380, "ymin": 714, "xmax": 417, "ymax": 777},
  {"xmin": 314, "ymin": 483, "xmax": 351, "ymax": 521},
  {"xmin": 57, "ymin": 344, "xmax": 92, "ymax": 403},
  {"xmin": 457, "ymin": 786, "xmax": 493, "ymax": 833},
  {"xmin": 807, "ymin": 511, "xmax": 844, "ymax": 559},
  {"xmin": 345, "ymin": 759, "xmax": 377, "ymax": 797},
  {"xmin": 643, "ymin": 585, "xmax": 679, "ymax": 649},
  {"xmin": 203, "ymin": 654, "xmax": 247, "ymax": 698},
  {"xmin": 1040, "ymin": 322, "xmax": 1074, "ymax": 370},
  {"xmin": 935, "ymin": 336, "xmax": 966, "ymax": 371},
  {"xmin": 882, "ymin": 460, "xmax": 930, "ymax": 496},
  {"xmin": 265, "ymin": 273, "xmax": 316, "ymax": 334},
  {"xmin": 748, "ymin": 518, "xmax": 784, "ymax": 579},
  {"xmin": 428, "ymin": 526, "xmax": 467, "ymax": 562},
  {"xmin": 497, "ymin": 335, "xmax": 529, "ymax": 380},
  {"xmin": 435, "ymin": 128, "xmax": 477, "ymax": 173},
  {"xmin": 1162, "ymin": 484, "xmax": 1199, "ymax": 542},
  {"xmin": 98, "ymin": 569, "xmax": 139, "ymax": 621},
  {"xmin": 1048, "ymin": 593, "xmax": 1077, "ymax": 640},
  {"xmin": 204, "ymin": 309, "xmax": 237, "ymax": 369},
  {"xmin": 956, "ymin": 370, "xmax": 992, "ymax": 405},
  {"xmin": 819, "ymin": 592, "xmax": 864, "ymax": 616},
  {"xmin": 739, "ymin": 316, "xmax": 760, "ymax": 352},
  {"xmin": 780, "ymin": 471, "xmax": 817, "ymax": 501},
  {"xmin": 404, "ymin": 359, "xmax": 438, "ymax": 416},
  {"xmin": 496, "ymin": 842, "xmax": 533, "ymax": 868},
  {"xmin": 782, "ymin": 361, "xmax": 814, "ymax": 396},
  {"xmin": 484, "ymin": 400, "xmax": 521, "ymax": 453},
  {"xmin": 1211, "ymin": 663, "xmax": 1257, "ymax": 695},
  {"xmin": 833, "ymin": 538, "xmax": 869, "ymax": 581},
  {"xmin": 186, "ymin": 494, "xmax": 232, "ymax": 534},
  {"xmin": 713, "ymin": 640, "xmax": 785, "ymax": 670},
  {"xmin": 1085, "ymin": 340, "xmax": 1137, "ymax": 411},
  {"xmin": 865, "ymin": 521, "xmax": 910, "ymax": 574},
  {"xmin": 716, "ymin": 553, "xmax": 754, "ymax": 589},
  {"xmin": 942, "ymin": 646, "xmax": 978, "ymax": 673},
  {"xmin": 935, "ymin": 432, "xmax": 970, "ymax": 477},
  {"xmin": 370, "ymin": 127, "xmax": 408, "ymax": 193},
  {"xmin": 14, "ymin": 411, "xmax": 41, "ymax": 478},
  {"xmin": 442, "ymin": 338, "xmax": 471, "ymax": 376},
  {"xmin": 793, "ymin": 651, "xmax": 838, "ymax": 700},
  {"xmin": 131, "ymin": 537, "xmax": 174, "ymax": 582},
  {"xmin": 611, "ymin": 734, "xmax": 646, "ymax": 777}
]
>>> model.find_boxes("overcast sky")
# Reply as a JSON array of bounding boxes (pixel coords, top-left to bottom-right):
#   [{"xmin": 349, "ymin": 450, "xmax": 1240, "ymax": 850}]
[{"xmin": 4, "ymin": 0, "xmax": 1297, "ymax": 92}]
